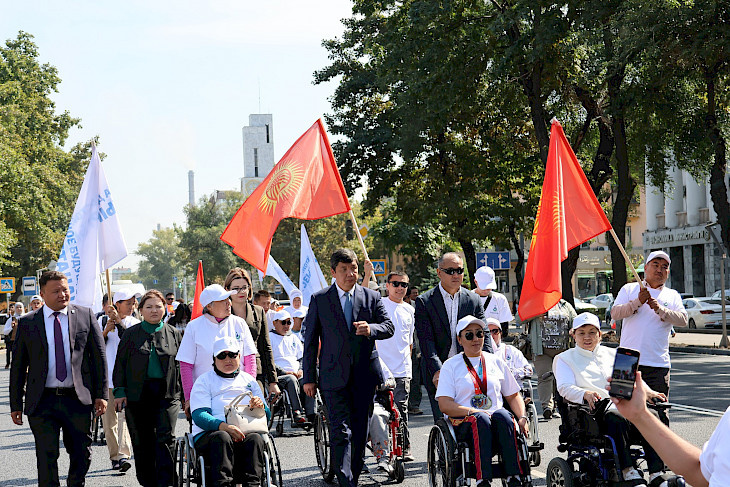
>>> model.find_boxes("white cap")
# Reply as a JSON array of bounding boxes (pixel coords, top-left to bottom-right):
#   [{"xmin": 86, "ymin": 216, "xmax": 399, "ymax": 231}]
[
  {"xmin": 646, "ymin": 250, "xmax": 671, "ymax": 266},
  {"xmin": 113, "ymin": 288, "xmax": 142, "ymax": 304},
  {"xmin": 289, "ymin": 289, "xmax": 303, "ymax": 301},
  {"xmin": 571, "ymin": 312, "xmax": 601, "ymax": 331},
  {"xmin": 485, "ymin": 317, "xmax": 501, "ymax": 329},
  {"xmin": 212, "ymin": 336, "xmax": 240, "ymax": 356},
  {"xmin": 455, "ymin": 315, "xmax": 487, "ymax": 336},
  {"xmin": 291, "ymin": 309, "xmax": 306, "ymax": 319},
  {"xmin": 30, "ymin": 295, "xmax": 42, "ymax": 303},
  {"xmin": 368, "ymin": 280, "xmax": 380, "ymax": 291},
  {"xmin": 474, "ymin": 266, "xmax": 497, "ymax": 290},
  {"xmin": 272, "ymin": 309, "xmax": 292, "ymax": 322},
  {"xmin": 199, "ymin": 284, "xmax": 234, "ymax": 308}
]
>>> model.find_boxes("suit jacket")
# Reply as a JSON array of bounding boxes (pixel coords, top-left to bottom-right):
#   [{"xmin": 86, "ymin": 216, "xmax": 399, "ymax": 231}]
[
  {"xmin": 415, "ymin": 285, "xmax": 490, "ymax": 380},
  {"xmin": 302, "ymin": 283, "xmax": 394, "ymax": 391},
  {"xmin": 10, "ymin": 305, "xmax": 108, "ymax": 415},
  {"xmin": 242, "ymin": 302, "xmax": 277, "ymax": 384}
]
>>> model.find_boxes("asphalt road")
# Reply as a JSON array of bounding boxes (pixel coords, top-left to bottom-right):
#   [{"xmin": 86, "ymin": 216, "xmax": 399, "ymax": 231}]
[{"xmin": 0, "ymin": 350, "xmax": 727, "ymax": 487}]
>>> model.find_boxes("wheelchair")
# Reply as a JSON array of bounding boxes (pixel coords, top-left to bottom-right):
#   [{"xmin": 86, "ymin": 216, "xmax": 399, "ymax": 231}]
[
  {"xmin": 366, "ymin": 387, "xmax": 406, "ymax": 483},
  {"xmin": 92, "ymin": 414, "xmax": 106, "ymax": 445},
  {"xmin": 519, "ymin": 377, "xmax": 542, "ymax": 467},
  {"xmin": 268, "ymin": 386, "xmax": 314, "ymax": 436},
  {"xmin": 312, "ymin": 391, "xmax": 336, "ymax": 483},
  {"xmin": 174, "ymin": 430, "xmax": 283, "ymax": 487},
  {"xmin": 545, "ymin": 393, "xmax": 684, "ymax": 487},
  {"xmin": 427, "ymin": 414, "xmax": 536, "ymax": 487}
]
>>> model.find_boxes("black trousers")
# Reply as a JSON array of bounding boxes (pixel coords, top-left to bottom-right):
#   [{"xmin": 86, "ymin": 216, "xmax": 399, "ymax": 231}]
[
  {"xmin": 601, "ymin": 408, "xmax": 664, "ymax": 474},
  {"xmin": 27, "ymin": 389, "xmax": 93, "ymax": 487},
  {"xmin": 278, "ymin": 374, "xmax": 316, "ymax": 416},
  {"xmin": 421, "ymin": 356, "xmax": 443, "ymax": 422},
  {"xmin": 638, "ymin": 365, "xmax": 670, "ymax": 426},
  {"xmin": 195, "ymin": 430, "xmax": 265, "ymax": 487},
  {"xmin": 322, "ymin": 379, "xmax": 377, "ymax": 487},
  {"xmin": 5, "ymin": 338, "xmax": 13, "ymax": 367},
  {"xmin": 125, "ymin": 379, "xmax": 180, "ymax": 487}
]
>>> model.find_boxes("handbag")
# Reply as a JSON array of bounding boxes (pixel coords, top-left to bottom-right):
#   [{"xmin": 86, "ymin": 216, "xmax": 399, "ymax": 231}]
[{"xmin": 224, "ymin": 391, "xmax": 269, "ymax": 434}]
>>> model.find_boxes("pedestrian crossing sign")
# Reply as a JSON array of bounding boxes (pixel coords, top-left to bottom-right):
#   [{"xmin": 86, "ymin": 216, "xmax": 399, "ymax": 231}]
[
  {"xmin": 371, "ymin": 260, "xmax": 387, "ymax": 276},
  {"xmin": 0, "ymin": 277, "xmax": 15, "ymax": 293}
]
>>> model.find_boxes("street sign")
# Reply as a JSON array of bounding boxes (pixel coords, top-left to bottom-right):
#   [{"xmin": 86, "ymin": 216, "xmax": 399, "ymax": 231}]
[
  {"xmin": 476, "ymin": 251, "xmax": 511, "ymax": 271},
  {"xmin": 359, "ymin": 224, "xmax": 369, "ymax": 239},
  {"xmin": 153, "ymin": 279, "xmax": 158, "ymax": 284},
  {"xmin": 371, "ymin": 259, "xmax": 387, "ymax": 276},
  {"xmin": 22, "ymin": 276, "xmax": 37, "ymax": 296},
  {"xmin": 274, "ymin": 284, "xmax": 283, "ymax": 294},
  {"xmin": 0, "ymin": 277, "xmax": 15, "ymax": 293},
  {"xmin": 173, "ymin": 276, "xmax": 178, "ymax": 281}
]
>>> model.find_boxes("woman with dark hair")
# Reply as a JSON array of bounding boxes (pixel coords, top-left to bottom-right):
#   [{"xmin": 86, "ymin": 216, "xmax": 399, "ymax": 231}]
[
  {"xmin": 113, "ymin": 290, "xmax": 183, "ymax": 487},
  {"xmin": 224, "ymin": 267, "xmax": 279, "ymax": 397},
  {"xmin": 168, "ymin": 302, "xmax": 191, "ymax": 332}
]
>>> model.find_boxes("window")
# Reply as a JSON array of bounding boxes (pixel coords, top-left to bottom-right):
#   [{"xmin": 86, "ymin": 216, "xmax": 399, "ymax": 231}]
[
  {"xmin": 266, "ymin": 124, "xmax": 270, "ymax": 143},
  {"xmin": 254, "ymin": 148, "xmax": 259, "ymax": 177},
  {"xmin": 626, "ymin": 226, "xmax": 632, "ymax": 243}
]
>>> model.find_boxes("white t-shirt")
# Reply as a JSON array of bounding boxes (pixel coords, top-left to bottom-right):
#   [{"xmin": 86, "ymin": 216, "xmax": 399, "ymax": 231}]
[
  {"xmin": 189, "ymin": 369, "xmax": 263, "ymax": 438},
  {"xmin": 700, "ymin": 406, "xmax": 730, "ymax": 485},
  {"xmin": 436, "ymin": 351, "xmax": 520, "ymax": 417},
  {"xmin": 284, "ymin": 305, "xmax": 308, "ymax": 320},
  {"xmin": 615, "ymin": 282, "xmax": 684, "ymax": 367},
  {"xmin": 493, "ymin": 342, "xmax": 532, "ymax": 381},
  {"xmin": 376, "ymin": 298, "xmax": 415, "ymax": 378},
  {"xmin": 176, "ymin": 313, "xmax": 257, "ymax": 385},
  {"xmin": 101, "ymin": 314, "xmax": 140, "ymax": 389},
  {"xmin": 479, "ymin": 291, "xmax": 514, "ymax": 324},
  {"xmin": 270, "ymin": 331, "xmax": 303, "ymax": 373}
]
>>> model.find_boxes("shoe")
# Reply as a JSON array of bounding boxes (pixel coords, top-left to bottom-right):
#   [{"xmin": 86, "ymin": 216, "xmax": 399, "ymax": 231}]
[
  {"xmin": 118, "ymin": 458, "xmax": 132, "ymax": 473},
  {"xmin": 543, "ymin": 408, "xmax": 553, "ymax": 420},
  {"xmin": 552, "ymin": 410, "xmax": 561, "ymax": 419},
  {"xmin": 377, "ymin": 460, "xmax": 393, "ymax": 474},
  {"xmin": 408, "ymin": 407, "xmax": 424, "ymax": 415},
  {"xmin": 623, "ymin": 467, "xmax": 644, "ymax": 481},
  {"xmin": 111, "ymin": 460, "xmax": 121, "ymax": 470},
  {"xmin": 293, "ymin": 410, "xmax": 306, "ymax": 424},
  {"xmin": 403, "ymin": 449, "xmax": 415, "ymax": 462},
  {"xmin": 506, "ymin": 476, "xmax": 522, "ymax": 487},
  {"xmin": 4, "ymin": 365, "xmax": 8, "ymax": 369}
]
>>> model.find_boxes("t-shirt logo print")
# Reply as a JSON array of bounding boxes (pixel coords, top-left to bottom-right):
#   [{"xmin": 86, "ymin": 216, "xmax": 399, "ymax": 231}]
[
  {"xmin": 235, "ymin": 332, "xmax": 241, "ymax": 340},
  {"xmin": 258, "ymin": 159, "xmax": 305, "ymax": 214}
]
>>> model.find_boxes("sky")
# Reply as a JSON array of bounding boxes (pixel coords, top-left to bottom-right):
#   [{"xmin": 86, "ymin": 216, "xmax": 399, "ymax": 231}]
[{"xmin": 1, "ymin": 0, "xmax": 354, "ymax": 272}]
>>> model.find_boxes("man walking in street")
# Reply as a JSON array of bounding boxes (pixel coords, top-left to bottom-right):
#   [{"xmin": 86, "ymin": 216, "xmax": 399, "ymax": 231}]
[{"xmin": 474, "ymin": 265, "xmax": 514, "ymax": 336}]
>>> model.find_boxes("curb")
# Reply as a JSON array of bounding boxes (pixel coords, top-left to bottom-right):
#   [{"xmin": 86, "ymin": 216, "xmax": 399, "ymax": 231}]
[{"xmin": 602, "ymin": 341, "xmax": 730, "ymax": 356}]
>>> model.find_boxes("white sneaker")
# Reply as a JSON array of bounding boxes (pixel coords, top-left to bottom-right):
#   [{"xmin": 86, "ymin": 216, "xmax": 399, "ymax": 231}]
[
  {"xmin": 377, "ymin": 460, "xmax": 392, "ymax": 474},
  {"xmin": 623, "ymin": 467, "xmax": 643, "ymax": 481}
]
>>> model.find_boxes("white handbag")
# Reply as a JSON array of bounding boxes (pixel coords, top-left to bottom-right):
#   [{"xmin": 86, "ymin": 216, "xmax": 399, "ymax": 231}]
[{"xmin": 223, "ymin": 391, "xmax": 268, "ymax": 434}]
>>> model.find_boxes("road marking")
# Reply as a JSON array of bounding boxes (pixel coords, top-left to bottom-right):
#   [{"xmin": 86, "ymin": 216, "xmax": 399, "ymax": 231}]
[{"xmin": 666, "ymin": 403, "xmax": 726, "ymax": 417}]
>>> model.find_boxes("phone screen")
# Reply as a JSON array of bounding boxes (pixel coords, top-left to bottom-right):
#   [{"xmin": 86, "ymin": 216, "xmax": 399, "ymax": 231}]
[{"xmin": 609, "ymin": 347, "xmax": 640, "ymax": 399}]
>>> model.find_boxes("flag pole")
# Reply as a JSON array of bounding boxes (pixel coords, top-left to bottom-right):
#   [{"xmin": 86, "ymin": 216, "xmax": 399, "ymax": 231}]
[
  {"xmin": 104, "ymin": 269, "xmax": 112, "ymax": 302},
  {"xmin": 348, "ymin": 209, "xmax": 376, "ymax": 283},
  {"xmin": 609, "ymin": 228, "xmax": 643, "ymax": 285}
]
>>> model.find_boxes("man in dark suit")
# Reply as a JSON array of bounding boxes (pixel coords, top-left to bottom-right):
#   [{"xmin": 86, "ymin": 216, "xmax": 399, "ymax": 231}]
[
  {"xmin": 303, "ymin": 248, "xmax": 394, "ymax": 487},
  {"xmin": 415, "ymin": 252, "xmax": 490, "ymax": 422},
  {"xmin": 10, "ymin": 271, "xmax": 108, "ymax": 487}
]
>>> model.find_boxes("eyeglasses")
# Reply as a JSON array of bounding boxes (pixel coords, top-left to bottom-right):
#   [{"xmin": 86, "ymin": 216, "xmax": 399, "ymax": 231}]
[
  {"xmin": 463, "ymin": 330, "xmax": 484, "ymax": 340},
  {"xmin": 230, "ymin": 286, "xmax": 249, "ymax": 293},
  {"xmin": 166, "ymin": 297, "xmax": 174, "ymax": 301},
  {"xmin": 489, "ymin": 328, "xmax": 501, "ymax": 335},
  {"xmin": 280, "ymin": 320, "xmax": 292, "ymax": 326},
  {"xmin": 388, "ymin": 281, "xmax": 409, "ymax": 288},
  {"xmin": 440, "ymin": 267, "xmax": 464, "ymax": 275},
  {"xmin": 216, "ymin": 351, "xmax": 239, "ymax": 360}
]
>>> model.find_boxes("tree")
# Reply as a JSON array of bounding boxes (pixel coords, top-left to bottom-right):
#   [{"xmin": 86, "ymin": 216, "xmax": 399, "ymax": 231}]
[{"xmin": 136, "ymin": 228, "xmax": 183, "ymax": 293}]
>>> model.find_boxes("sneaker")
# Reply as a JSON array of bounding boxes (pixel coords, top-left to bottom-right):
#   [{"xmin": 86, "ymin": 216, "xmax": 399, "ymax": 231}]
[
  {"xmin": 293, "ymin": 410, "xmax": 306, "ymax": 424},
  {"xmin": 377, "ymin": 460, "xmax": 393, "ymax": 474},
  {"xmin": 403, "ymin": 449, "xmax": 415, "ymax": 462},
  {"xmin": 623, "ymin": 467, "xmax": 643, "ymax": 481},
  {"xmin": 552, "ymin": 410, "xmax": 561, "ymax": 419},
  {"xmin": 543, "ymin": 408, "xmax": 553, "ymax": 420},
  {"xmin": 118, "ymin": 458, "xmax": 132, "ymax": 473},
  {"xmin": 111, "ymin": 460, "xmax": 121, "ymax": 470},
  {"xmin": 408, "ymin": 407, "xmax": 424, "ymax": 415}
]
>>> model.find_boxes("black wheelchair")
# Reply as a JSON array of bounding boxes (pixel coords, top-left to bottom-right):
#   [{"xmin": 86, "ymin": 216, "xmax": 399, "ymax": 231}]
[
  {"xmin": 426, "ymin": 413, "xmax": 537, "ymax": 487},
  {"xmin": 519, "ymin": 376, "xmax": 542, "ymax": 467},
  {"xmin": 268, "ymin": 387, "xmax": 314, "ymax": 436},
  {"xmin": 92, "ymin": 414, "xmax": 106, "ymax": 445},
  {"xmin": 312, "ymin": 391, "xmax": 336, "ymax": 483},
  {"xmin": 174, "ymin": 430, "xmax": 283, "ymax": 487},
  {"xmin": 546, "ymin": 393, "xmax": 685, "ymax": 487}
]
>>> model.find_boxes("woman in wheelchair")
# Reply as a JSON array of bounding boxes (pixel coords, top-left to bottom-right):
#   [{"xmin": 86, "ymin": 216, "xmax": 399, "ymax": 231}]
[
  {"xmin": 487, "ymin": 318, "xmax": 533, "ymax": 381},
  {"xmin": 553, "ymin": 312, "xmax": 670, "ymax": 487},
  {"xmin": 435, "ymin": 315, "xmax": 529, "ymax": 487},
  {"xmin": 189, "ymin": 336, "xmax": 271, "ymax": 487}
]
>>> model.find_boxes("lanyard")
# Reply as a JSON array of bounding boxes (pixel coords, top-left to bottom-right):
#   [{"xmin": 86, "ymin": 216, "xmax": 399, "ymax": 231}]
[{"xmin": 462, "ymin": 353, "xmax": 488, "ymax": 397}]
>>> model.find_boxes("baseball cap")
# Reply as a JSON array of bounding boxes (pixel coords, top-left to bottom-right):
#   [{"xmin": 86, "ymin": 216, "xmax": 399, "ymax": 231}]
[
  {"xmin": 272, "ymin": 309, "xmax": 292, "ymax": 322},
  {"xmin": 485, "ymin": 317, "xmax": 501, "ymax": 329},
  {"xmin": 291, "ymin": 309, "xmax": 306, "ymax": 319},
  {"xmin": 199, "ymin": 284, "xmax": 234, "ymax": 308},
  {"xmin": 30, "ymin": 295, "xmax": 42, "ymax": 303},
  {"xmin": 455, "ymin": 315, "xmax": 487, "ymax": 336},
  {"xmin": 289, "ymin": 289, "xmax": 303, "ymax": 301},
  {"xmin": 113, "ymin": 288, "xmax": 142, "ymax": 304},
  {"xmin": 212, "ymin": 336, "xmax": 240, "ymax": 356},
  {"xmin": 474, "ymin": 266, "xmax": 497, "ymax": 290},
  {"xmin": 571, "ymin": 312, "xmax": 601, "ymax": 331},
  {"xmin": 646, "ymin": 250, "xmax": 671, "ymax": 266}
]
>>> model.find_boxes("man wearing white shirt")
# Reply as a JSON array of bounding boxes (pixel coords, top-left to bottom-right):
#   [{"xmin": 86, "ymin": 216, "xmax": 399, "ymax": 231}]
[
  {"xmin": 377, "ymin": 271, "xmax": 416, "ymax": 460},
  {"xmin": 474, "ymin": 266, "xmax": 514, "ymax": 336},
  {"xmin": 611, "ymin": 250, "xmax": 687, "ymax": 425}
]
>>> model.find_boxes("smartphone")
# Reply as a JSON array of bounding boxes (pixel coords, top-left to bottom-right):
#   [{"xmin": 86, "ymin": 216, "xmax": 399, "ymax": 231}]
[{"xmin": 609, "ymin": 347, "xmax": 641, "ymax": 399}]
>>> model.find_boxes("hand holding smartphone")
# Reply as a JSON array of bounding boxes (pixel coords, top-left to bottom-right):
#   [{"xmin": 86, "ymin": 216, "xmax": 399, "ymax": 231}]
[{"xmin": 609, "ymin": 347, "xmax": 640, "ymax": 400}]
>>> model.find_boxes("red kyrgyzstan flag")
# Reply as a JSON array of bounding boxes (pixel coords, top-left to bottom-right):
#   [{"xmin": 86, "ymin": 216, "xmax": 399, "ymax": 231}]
[
  {"xmin": 221, "ymin": 119, "xmax": 351, "ymax": 272},
  {"xmin": 191, "ymin": 260, "xmax": 205, "ymax": 320},
  {"xmin": 518, "ymin": 119, "xmax": 612, "ymax": 321}
]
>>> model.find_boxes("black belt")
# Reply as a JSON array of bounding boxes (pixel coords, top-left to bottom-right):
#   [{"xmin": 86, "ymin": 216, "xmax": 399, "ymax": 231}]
[{"xmin": 45, "ymin": 387, "xmax": 76, "ymax": 396}]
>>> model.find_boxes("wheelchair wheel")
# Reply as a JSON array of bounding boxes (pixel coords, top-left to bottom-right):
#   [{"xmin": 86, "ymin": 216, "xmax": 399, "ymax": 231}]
[
  {"xmin": 276, "ymin": 422, "xmax": 284, "ymax": 436},
  {"xmin": 263, "ymin": 435, "xmax": 283, "ymax": 487},
  {"xmin": 92, "ymin": 415, "xmax": 105, "ymax": 445},
  {"xmin": 314, "ymin": 409, "xmax": 335, "ymax": 483},
  {"xmin": 393, "ymin": 458, "xmax": 405, "ymax": 483},
  {"xmin": 547, "ymin": 457, "xmax": 574, "ymax": 487},
  {"xmin": 427, "ymin": 421, "xmax": 455, "ymax": 487},
  {"xmin": 175, "ymin": 438, "xmax": 185, "ymax": 487}
]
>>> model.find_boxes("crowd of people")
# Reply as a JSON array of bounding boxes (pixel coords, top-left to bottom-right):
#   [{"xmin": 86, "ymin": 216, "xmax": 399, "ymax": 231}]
[{"xmin": 4, "ymin": 248, "xmax": 730, "ymax": 486}]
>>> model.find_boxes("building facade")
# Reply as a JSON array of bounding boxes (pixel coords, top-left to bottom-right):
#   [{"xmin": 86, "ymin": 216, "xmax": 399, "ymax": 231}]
[{"xmin": 241, "ymin": 114, "xmax": 275, "ymax": 197}]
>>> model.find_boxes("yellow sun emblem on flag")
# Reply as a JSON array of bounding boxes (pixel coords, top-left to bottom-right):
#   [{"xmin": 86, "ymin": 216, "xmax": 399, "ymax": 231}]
[{"xmin": 258, "ymin": 159, "xmax": 305, "ymax": 214}]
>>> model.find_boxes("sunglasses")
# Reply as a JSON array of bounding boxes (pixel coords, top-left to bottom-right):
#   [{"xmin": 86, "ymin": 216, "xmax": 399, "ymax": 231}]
[
  {"xmin": 216, "ymin": 351, "xmax": 239, "ymax": 360},
  {"xmin": 463, "ymin": 330, "xmax": 484, "ymax": 340},
  {"xmin": 440, "ymin": 267, "xmax": 464, "ymax": 275},
  {"xmin": 280, "ymin": 320, "xmax": 292, "ymax": 326},
  {"xmin": 166, "ymin": 297, "xmax": 174, "ymax": 301},
  {"xmin": 489, "ymin": 328, "xmax": 501, "ymax": 335},
  {"xmin": 388, "ymin": 281, "xmax": 409, "ymax": 288}
]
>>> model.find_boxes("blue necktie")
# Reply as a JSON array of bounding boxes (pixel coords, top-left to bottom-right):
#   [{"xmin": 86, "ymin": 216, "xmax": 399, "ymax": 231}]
[{"xmin": 344, "ymin": 292, "xmax": 353, "ymax": 330}]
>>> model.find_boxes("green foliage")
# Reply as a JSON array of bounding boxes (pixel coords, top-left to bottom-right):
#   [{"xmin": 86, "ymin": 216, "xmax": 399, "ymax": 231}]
[{"xmin": 135, "ymin": 227, "xmax": 183, "ymax": 293}]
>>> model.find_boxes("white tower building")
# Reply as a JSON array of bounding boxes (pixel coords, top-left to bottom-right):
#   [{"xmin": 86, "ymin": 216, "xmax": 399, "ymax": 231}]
[{"xmin": 241, "ymin": 114, "xmax": 275, "ymax": 197}]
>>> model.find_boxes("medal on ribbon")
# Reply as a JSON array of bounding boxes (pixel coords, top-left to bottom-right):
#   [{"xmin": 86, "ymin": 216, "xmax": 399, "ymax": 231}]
[
  {"xmin": 471, "ymin": 393, "xmax": 491, "ymax": 409},
  {"xmin": 463, "ymin": 352, "xmax": 491, "ymax": 411}
]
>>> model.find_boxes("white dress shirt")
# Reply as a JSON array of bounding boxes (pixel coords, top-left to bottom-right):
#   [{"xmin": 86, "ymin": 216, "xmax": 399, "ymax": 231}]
[
  {"xmin": 439, "ymin": 284, "xmax": 461, "ymax": 358},
  {"xmin": 336, "ymin": 283, "xmax": 355, "ymax": 315},
  {"xmin": 43, "ymin": 304, "xmax": 74, "ymax": 388}
]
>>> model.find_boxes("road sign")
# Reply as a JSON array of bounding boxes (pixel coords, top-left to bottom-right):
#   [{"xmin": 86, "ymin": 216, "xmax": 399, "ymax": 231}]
[
  {"xmin": 476, "ymin": 251, "xmax": 511, "ymax": 271},
  {"xmin": 371, "ymin": 259, "xmax": 387, "ymax": 276},
  {"xmin": 22, "ymin": 276, "xmax": 37, "ymax": 296},
  {"xmin": 173, "ymin": 276, "xmax": 178, "ymax": 281},
  {"xmin": 0, "ymin": 277, "xmax": 15, "ymax": 293},
  {"xmin": 359, "ymin": 224, "xmax": 369, "ymax": 239},
  {"xmin": 274, "ymin": 284, "xmax": 283, "ymax": 294},
  {"xmin": 153, "ymin": 279, "xmax": 158, "ymax": 284}
]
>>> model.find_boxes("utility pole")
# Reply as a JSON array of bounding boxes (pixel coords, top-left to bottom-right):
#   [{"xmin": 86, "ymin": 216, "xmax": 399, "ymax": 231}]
[{"xmin": 707, "ymin": 223, "xmax": 729, "ymax": 348}]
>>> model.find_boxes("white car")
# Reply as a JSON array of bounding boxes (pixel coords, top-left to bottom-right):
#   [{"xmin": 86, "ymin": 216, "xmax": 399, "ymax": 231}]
[
  {"xmin": 590, "ymin": 293, "xmax": 614, "ymax": 311},
  {"xmin": 710, "ymin": 289, "xmax": 730, "ymax": 301},
  {"xmin": 682, "ymin": 298, "xmax": 727, "ymax": 329}
]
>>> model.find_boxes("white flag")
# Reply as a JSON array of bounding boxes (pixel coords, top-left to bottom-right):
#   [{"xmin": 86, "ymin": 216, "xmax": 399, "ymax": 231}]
[
  {"xmin": 56, "ymin": 145, "xmax": 128, "ymax": 312},
  {"xmin": 299, "ymin": 224, "xmax": 328, "ymax": 306},
  {"xmin": 257, "ymin": 255, "xmax": 297, "ymax": 297}
]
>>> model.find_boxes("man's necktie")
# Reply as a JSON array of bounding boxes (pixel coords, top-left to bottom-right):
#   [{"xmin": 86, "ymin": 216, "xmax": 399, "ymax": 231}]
[
  {"xmin": 52, "ymin": 312, "xmax": 67, "ymax": 382},
  {"xmin": 344, "ymin": 292, "xmax": 353, "ymax": 330}
]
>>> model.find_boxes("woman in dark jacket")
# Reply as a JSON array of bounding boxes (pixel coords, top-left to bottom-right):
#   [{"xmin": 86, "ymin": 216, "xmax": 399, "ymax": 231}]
[{"xmin": 113, "ymin": 289, "xmax": 182, "ymax": 487}]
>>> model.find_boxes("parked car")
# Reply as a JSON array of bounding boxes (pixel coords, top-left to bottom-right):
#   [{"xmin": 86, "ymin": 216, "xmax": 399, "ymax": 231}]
[
  {"xmin": 574, "ymin": 297, "xmax": 600, "ymax": 319},
  {"xmin": 683, "ymin": 297, "xmax": 727, "ymax": 329},
  {"xmin": 590, "ymin": 293, "xmax": 614, "ymax": 311},
  {"xmin": 710, "ymin": 289, "xmax": 730, "ymax": 301}
]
